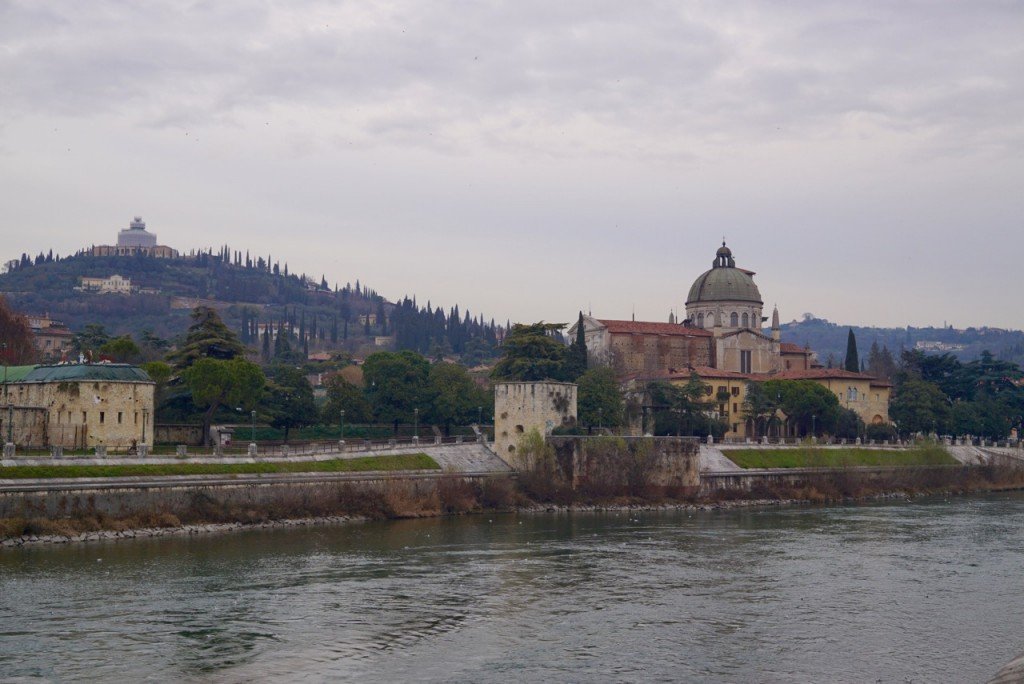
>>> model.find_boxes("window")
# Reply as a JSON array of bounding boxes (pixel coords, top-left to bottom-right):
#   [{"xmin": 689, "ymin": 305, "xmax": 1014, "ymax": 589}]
[
  {"xmin": 82, "ymin": 411, "xmax": 87, "ymax": 423},
  {"xmin": 99, "ymin": 412, "xmax": 105, "ymax": 424},
  {"xmin": 730, "ymin": 312, "xmax": 739, "ymax": 327},
  {"xmin": 697, "ymin": 313, "xmax": 705, "ymax": 328},
  {"xmin": 117, "ymin": 412, "xmax": 123, "ymax": 424},
  {"xmin": 742, "ymin": 313, "xmax": 749, "ymax": 328},
  {"xmin": 717, "ymin": 386, "xmax": 727, "ymax": 394},
  {"xmin": 134, "ymin": 412, "xmax": 138, "ymax": 425},
  {"xmin": 733, "ymin": 403, "xmax": 738, "ymax": 413},
  {"xmin": 731, "ymin": 386, "xmax": 740, "ymax": 396},
  {"xmin": 740, "ymin": 350, "xmax": 752, "ymax": 374}
]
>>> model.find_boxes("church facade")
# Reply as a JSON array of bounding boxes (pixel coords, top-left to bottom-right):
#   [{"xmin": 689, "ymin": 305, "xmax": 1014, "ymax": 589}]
[{"xmin": 569, "ymin": 243, "xmax": 890, "ymax": 437}]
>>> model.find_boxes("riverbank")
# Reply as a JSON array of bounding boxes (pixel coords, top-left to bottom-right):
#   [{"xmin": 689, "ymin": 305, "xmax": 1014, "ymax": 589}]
[{"xmin": 5, "ymin": 468, "xmax": 1023, "ymax": 548}]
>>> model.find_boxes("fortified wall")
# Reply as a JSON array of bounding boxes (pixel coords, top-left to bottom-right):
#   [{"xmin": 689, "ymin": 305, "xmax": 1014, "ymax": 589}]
[
  {"xmin": 494, "ymin": 381, "xmax": 577, "ymax": 469},
  {"xmin": 547, "ymin": 436, "xmax": 700, "ymax": 493}
]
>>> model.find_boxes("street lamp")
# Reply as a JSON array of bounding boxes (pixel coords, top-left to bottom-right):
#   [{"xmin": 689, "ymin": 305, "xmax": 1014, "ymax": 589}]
[
  {"xmin": 598, "ymin": 407, "xmax": 603, "ymax": 431},
  {"xmin": 251, "ymin": 409, "xmax": 257, "ymax": 443},
  {"xmin": 340, "ymin": 409, "xmax": 345, "ymax": 440},
  {"xmin": 811, "ymin": 414, "xmax": 817, "ymax": 438},
  {"xmin": 2, "ymin": 342, "xmax": 11, "ymax": 446},
  {"xmin": 413, "ymin": 407, "xmax": 419, "ymax": 441},
  {"xmin": 142, "ymin": 408, "xmax": 148, "ymax": 445}
]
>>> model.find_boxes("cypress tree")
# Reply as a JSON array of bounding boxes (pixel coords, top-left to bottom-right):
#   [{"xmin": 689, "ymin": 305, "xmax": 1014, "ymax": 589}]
[
  {"xmin": 262, "ymin": 327, "xmax": 271, "ymax": 362},
  {"xmin": 566, "ymin": 311, "xmax": 588, "ymax": 379},
  {"xmin": 844, "ymin": 329, "xmax": 860, "ymax": 372}
]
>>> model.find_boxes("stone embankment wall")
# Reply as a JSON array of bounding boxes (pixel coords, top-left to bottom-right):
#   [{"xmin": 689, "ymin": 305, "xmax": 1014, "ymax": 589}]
[
  {"xmin": 0, "ymin": 471, "xmax": 506, "ymax": 519},
  {"xmin": 699, "ymin": 465, "xmax": 963, "ymax": 495},
  {"xmin": 548, "ymin": 436, "xmax": 700, "ymax": 490}
]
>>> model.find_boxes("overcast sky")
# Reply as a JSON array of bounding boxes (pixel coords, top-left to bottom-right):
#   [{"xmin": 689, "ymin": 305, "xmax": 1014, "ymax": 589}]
[{"xmin": 2, "ymin": 1, "xmax": 1022, "ymax": 330}]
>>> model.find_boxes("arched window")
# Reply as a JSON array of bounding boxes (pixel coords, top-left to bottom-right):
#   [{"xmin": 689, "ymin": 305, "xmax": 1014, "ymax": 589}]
[
  {"xmin": 697, "ymin": 313, "xmax": 705, "ymax": 328},
  {"xmin": 730, "ymin": 312, "xmax": 739, "ymax": 327},
  {"xmin": 742, "ymin": 313, "xmax": 749, "ymax": 328}
]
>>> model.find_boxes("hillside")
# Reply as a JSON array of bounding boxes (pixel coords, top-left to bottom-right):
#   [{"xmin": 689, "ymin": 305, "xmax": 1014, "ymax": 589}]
[
  {"xmin": 0, "ymin": 251, "xmax": 501, "ymax": 362},
  {"xmin": 781, "ymin": 315, "xmax": 1024, "ymax": 369}
]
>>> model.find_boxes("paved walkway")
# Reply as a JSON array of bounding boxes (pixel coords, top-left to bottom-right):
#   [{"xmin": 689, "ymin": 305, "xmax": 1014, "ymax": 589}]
[
  {"xmin": 948, "ymin": 445, "xmax": 989, "ymax": 465},
  {"xmin": 424, "ymin": 444, "xmax": 513, "ymax": 473},
  {"xmin": 699, "ymin": 445, "xmax": 742, "ymax": 472}
]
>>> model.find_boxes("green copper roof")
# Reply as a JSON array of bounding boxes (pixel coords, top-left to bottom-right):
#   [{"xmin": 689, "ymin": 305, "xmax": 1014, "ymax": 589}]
[
  {"xmin": 18, "ymin": 364, "xmax": 154, "ymax": 384},
  {"xmin": 686, "ymin": 242, "xmax": 763, "ymax": 305},
  {"xmin": 1, "ymin": 365, "xmax": 38, "ymax": 383}
]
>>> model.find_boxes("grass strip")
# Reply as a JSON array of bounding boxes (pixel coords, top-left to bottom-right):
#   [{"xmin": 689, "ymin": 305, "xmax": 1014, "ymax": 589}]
[
  {"xmin": 725, "ymin": 445, "xmax": 957, "ymax": 469},
  {"xmin": 0, "ymin": 453, "xmax": 440, "ymax": 479}
]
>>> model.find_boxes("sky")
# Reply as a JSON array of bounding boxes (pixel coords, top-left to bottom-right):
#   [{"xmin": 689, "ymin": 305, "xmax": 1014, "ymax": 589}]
[{"xmin": 2, "ymin": 1, "xmax": 1022, "ymax": 330}]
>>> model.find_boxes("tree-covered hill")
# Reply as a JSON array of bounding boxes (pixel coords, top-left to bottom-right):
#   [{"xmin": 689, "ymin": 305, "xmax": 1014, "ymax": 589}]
[
  {"xmin": 0, "ymin": 249, "xmax": 502, "ymax": 362},
  {"xmin": 781, "ymin": 314, "xmax": 1024, "ymax": 369}
]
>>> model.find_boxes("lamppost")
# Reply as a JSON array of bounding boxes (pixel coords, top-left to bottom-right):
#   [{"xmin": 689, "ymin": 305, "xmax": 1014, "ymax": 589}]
[
  {"xmin": 340, "ymin": 409, "xmax": 345, "ymax": 440},
  {"xmin": 2, "ymin": 342, "xmax": 11, "ymax": 446},
  {"xmin": 251, "ymin": 409, "xmax": 257, "ymax": 443},
  {"xmin": 142, "ymin": 408, "xmax": 148, "ymax": 445},
  {"xmin": 598, "ymin": 407, "xmax": 603, "ymax": 431},
  {"xmin": 811, "ymin": 414, "xmax": 817, "ymax": 438},
  {"xmin": 477, "ymin": 405, "xmax": 482, "ymax": 426},
  {"xmin": 413, "ymin": 407, "xmax": 419, "ymax": 441}
]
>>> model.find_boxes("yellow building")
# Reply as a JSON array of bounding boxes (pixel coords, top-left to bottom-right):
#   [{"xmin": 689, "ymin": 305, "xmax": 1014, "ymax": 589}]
[
  {"xmin": 652, "ymin": 367, "xmax": 891, "ymax": 440},
  {"xmin": 772, "ymin": 368, "xmax": 892, "ymax": 427}
]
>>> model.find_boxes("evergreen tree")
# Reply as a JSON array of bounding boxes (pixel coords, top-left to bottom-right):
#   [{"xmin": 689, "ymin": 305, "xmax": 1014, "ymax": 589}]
[
  {"xmin": 565, "ymin": 311, "xmax": 588, "ymax": 379},
  {"xmin": 261, "ymin": 327, "xmax": 271, "ymax": 362},
  {"xmin": 168, "ymin": 307, "xmax": 246, "ymax": 370},
  {"xmin": 844, "ymin": 329, "xmax": 860, "ymax": 372}
]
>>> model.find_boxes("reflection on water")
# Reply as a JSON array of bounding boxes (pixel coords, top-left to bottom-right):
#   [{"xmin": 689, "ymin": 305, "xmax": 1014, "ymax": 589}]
[{"xmin": 2, "ymin": 493, "xmax": 1023, "ymax": 682}]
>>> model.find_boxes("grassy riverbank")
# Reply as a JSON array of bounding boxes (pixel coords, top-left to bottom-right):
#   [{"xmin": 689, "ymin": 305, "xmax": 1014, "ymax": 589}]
[
  {"xmin": 724, "ymin": 444, "xmax": 956, "ymax": 469},
  {"xmin": 0, "ymin": 453, "xmax": 439, "ymax": 479}
]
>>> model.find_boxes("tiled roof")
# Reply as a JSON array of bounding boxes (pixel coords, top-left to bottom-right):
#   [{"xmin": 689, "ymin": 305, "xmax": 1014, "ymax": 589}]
[
  {"xmin": 779, "ymin": 342, "xmax": 810, "ymax": 354},
  {"xmin": 769, "ymin": 368, "xmax": 880, "ymax": 382},
  {"xmin": 597, "ymin": 320, "xmax": 712, "ymax": 337}
]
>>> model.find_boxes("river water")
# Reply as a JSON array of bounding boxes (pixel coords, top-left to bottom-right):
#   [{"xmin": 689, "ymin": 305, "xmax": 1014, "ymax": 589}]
[{"xmin": 2, "ymin": 493, "xmax": 1023, "ymax": 683}]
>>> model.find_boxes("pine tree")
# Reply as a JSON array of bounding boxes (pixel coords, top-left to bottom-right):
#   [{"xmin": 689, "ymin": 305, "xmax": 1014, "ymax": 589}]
[{"xmin": 844, "ymin": 329, "xmax": 859, "ymax": 372}]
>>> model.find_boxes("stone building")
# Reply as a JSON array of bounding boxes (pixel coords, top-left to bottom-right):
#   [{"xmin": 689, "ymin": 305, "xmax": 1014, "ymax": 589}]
[
  {"xmin": 26, "ymin": 313, "xmax": 74, "ymax": 361},
  {"xmin": 494, "ymin": 381, "xmax": 577, "ymax": 469},
  {"xmin": 90, "ymin": 216, "xmax": 178, "ymax": 258},
  {"xmin": 570, "ymin": 242, "xmax": 890, "ymax": 438},
  {"xmin": 2, "ymin": 363, "xmax": 155, "ymax": 449}
]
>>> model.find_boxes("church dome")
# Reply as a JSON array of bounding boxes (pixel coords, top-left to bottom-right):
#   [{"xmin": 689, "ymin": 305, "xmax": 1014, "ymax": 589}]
[{"xmin": 686, "ymin": 242, "xmax": 763, "ymax": 305}]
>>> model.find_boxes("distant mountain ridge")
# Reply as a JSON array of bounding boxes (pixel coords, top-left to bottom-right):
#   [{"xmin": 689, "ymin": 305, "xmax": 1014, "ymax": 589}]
[{"xmin": 780, "ymin": 314, "xmax": 1024, "ymax": 369}]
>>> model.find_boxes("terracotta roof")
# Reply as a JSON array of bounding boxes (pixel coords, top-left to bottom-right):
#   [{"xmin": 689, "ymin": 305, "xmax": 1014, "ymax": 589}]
[
  {"xmin": 769, "ymin": 368, "xmax": 880, "ymax": 382},
  {"xmin": 597, "ymin": 320, "xmax": 712, "ymax": 337},
  {"xmin": 686, "ymin": 366, "xmax": 755, "ymax": 380},
  {"xmin": 780, "ymin": 342, "xmax": 810, "ymax": 354}
]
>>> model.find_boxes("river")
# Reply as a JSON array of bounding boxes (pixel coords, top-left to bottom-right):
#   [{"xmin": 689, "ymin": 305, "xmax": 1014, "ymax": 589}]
[{"xmin": 2, "ymin": 493, "xmax": 1023, "ymax": 683}]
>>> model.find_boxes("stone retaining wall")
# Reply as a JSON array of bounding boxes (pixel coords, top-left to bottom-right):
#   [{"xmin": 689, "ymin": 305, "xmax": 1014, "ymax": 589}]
[{"xmin": 0, "ymin": 471, "xmax": 508, "ymax": 519}]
